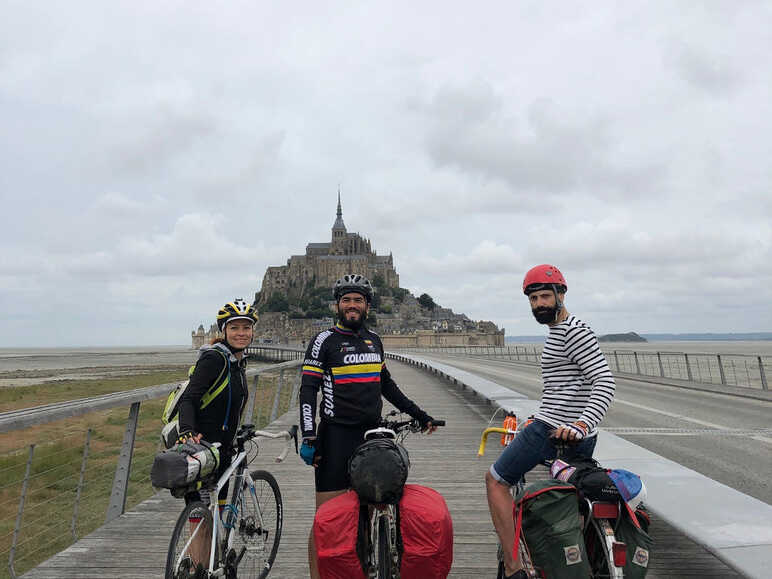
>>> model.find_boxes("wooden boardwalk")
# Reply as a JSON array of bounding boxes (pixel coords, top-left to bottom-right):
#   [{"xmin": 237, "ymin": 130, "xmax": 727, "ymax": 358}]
[{"xmin": 23, "ymin": 360, "xmax": 743, "ymax": 578}]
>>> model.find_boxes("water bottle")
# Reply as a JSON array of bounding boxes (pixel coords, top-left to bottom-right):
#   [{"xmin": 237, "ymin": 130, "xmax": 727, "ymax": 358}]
[{"xmin": 501, "ymin": 413, "xmax": 517, "ymax": 446}]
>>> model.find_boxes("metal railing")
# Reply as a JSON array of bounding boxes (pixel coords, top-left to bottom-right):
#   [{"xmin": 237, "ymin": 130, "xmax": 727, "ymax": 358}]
[
  {"xmin": 245, "ymin": 345, "xmax": 304, "ymax": 362},
  {"xmin": 393, "ymin": 345, "xmax": 770, "ymax": 391},
  {"xmin": 0, "ymin": 358, "xmax": 302, "ymax": 579}
]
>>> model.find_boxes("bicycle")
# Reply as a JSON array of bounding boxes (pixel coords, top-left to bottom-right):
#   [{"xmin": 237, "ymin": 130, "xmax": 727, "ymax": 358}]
[
  {"xmin": 166, "ymin": 423, "xmax": 298, "ymax": 579},
  {"xmin": 355, "ymin": 411, "xmax": 446, "ymax": 579},
  {"xmin": 479, "ymin": 418, "xmax": 627, "ymax": 579}
]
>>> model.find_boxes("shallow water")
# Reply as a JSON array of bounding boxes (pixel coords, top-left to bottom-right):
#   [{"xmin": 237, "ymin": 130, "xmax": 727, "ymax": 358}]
[{"xmin": 0, "ymin": 346, "xmax": 198, "ymax": 372}]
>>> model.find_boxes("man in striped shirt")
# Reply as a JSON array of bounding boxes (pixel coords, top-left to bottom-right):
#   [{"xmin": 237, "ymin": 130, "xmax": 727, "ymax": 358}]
[{"xmin": 486, "ymin": 264, "xmax": 616, "ymax": 579}]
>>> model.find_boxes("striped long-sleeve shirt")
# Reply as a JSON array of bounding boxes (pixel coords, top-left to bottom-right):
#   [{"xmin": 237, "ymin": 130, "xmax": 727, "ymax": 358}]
[{"xmin": 534, "ymin": 314, "xmax": 615, "ymax": 435}]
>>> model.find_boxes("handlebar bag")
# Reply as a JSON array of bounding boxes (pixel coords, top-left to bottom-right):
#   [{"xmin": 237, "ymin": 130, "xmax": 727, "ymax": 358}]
[
  {"xmin": 514, "ymin": 479, "xmax": 591, "ymax": 578},
  {"xmin": 150, "ymin": 441, "xmax": 220, "ymax": 490},
  {"xmin": 348, "ymin": 438, "xmax": 410, "ymax": 504}
]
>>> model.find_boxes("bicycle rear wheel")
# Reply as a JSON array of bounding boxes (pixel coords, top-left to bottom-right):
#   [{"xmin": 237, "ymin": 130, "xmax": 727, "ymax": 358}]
[
  {"xmin": 166, "ymin": 501, "xmax": 214, "ymax": 579},
  {"xmin": 585, "ymin": 518, "xmax": 622, "ymax": 579},
  {"xmin": 232, "ymin": 470, "xmax": 283, "ymax": 579}
]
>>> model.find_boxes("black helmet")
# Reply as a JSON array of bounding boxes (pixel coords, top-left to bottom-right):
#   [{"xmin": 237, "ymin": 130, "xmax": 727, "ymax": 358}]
[{"xmin": 333, "ymin": 274, "xmax": 374, "ymax": 302}]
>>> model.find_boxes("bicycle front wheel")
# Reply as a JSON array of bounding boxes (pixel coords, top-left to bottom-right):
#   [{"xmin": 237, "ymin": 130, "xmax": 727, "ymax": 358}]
[
  {"xmin": 233, "ymin": 470, "xmax": 283, "ymax": 579},
  {"xmin": 166, "ymin": 501, "xmax": 214, "ymax": 579},
  {"xmin": 377, "ymin": 516, "xmax": 394, "ymax": 579}
]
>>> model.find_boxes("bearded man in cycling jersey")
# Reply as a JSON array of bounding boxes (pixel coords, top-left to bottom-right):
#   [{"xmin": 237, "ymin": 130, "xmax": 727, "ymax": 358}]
[
  {"xmin": 299, "ymin": 274, "xmax": 437, "ymax": 579},
  {"xmin": 486, "ymin": 264, "xmax": 616, "ymax": 579}
]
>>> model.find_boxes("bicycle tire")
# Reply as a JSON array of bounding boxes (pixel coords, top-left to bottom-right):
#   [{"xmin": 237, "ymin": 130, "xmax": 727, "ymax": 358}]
[
  {"xmin": 377, "ymin": 516, "xmax": 393, "ymax": 579},
  {"xmin": 232, "ymin": 469, "xmax": 283, "ymax": 579},
  {"xmin": 497, "ymin": 540, "xmax": 538, "ymax": 579},
  {"xmin": 166, "ymin": 501, "xmax": 214, "ymax": 579},
  {"xmin": 585, "ymin": 518, "xmax": 622, "ymax": 579}
]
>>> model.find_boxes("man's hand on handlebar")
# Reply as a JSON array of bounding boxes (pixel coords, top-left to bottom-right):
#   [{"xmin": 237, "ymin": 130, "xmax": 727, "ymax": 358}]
[
  {"xmin": 552, "ymin": 421, "xmax": 588, "ymax": 442},
  {"xmin": 421, "ymin": 418, "xmax": 446, "ymax": 435}
]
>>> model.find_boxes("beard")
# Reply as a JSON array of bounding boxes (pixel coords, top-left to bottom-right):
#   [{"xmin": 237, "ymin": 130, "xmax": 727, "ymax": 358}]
[
  {"xmin": 338, "ymin": 308, "xmax": 365, "ymax": 330},
  {"xmin": 532, "ymin": 306, "xmax": 558, "ymax": 324}
]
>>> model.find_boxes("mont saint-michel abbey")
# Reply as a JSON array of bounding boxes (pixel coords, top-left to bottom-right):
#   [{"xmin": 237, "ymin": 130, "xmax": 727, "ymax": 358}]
[
  {"xmin": 192, "ymin": 196, "xmax": 504, "ymax": 348},
  {"xmin": 256, "ymin": 194, "xmax": 399, "ymax": 305}
]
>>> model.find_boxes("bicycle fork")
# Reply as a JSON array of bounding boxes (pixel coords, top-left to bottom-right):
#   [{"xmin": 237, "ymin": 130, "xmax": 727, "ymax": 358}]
[{"xmin": 366, "ymin": 504, "xmax": 399, "ymax": 579}]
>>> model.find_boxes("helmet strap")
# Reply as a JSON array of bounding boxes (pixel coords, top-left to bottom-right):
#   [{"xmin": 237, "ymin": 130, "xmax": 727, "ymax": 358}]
[{"xmin": 552, "ymin": 284, "xmax": 564, "ymax": 322}]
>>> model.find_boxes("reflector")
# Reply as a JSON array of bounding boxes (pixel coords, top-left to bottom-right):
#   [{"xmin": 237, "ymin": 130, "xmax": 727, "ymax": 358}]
[{"xmin": 612, "ymin": 541, "xmax": 627, "ymax": 567}]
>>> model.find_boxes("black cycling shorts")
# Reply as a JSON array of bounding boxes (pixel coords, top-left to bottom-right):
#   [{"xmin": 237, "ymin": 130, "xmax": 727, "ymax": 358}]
[{"xmin": 314, "ymin": 422, "xmax": 370, "ymax": 492}]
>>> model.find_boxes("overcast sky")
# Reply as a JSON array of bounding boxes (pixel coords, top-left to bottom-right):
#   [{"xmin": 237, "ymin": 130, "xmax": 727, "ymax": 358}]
[{"xmin": 2, "ymin": 1, "xmax": 770, "ymax": 347}]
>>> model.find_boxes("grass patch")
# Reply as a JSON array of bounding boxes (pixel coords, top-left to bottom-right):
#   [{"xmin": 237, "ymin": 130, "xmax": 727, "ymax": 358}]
[{"xmin": 0, "ymin": 367, "xmax": 299, "ymax": 578}]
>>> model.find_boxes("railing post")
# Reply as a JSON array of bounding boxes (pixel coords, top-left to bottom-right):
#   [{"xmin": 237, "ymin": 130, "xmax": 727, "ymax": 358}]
[
  {"xmin": 634, "ymin": 351, "xmax": 641, "ymax": 375},
  {"xmin": 71, "ymin": 429, "xmax": 92, "ymax": 541},
  {"xmin": 270, "ymin": 370, "xmax": 285, "ymax": 423},
  {"xmin": 759, "ymin": 357, "xmax": 768, "ymax": 391},
  {"xmin": 244, "ymin": 374, "xmax": 260, "ymax": 425},
  {"xmin": 9, "ymin": 444, "xmax": 35, "ymax": 579},
  {"xmin": 657, "ymin": 352, "xmax": 665, "ymax": 377},
  {"xmin": 106, "ymin": 401, "xmax": 140, "ymax": 523},
  {"xmin": 717, "ymin": 354, "xmax": 727, "ymax": 385},
  {"xmin": 685, "ymin": 353, "xmax": 693, "ymax": 381},
  {"xmin": 290, "ymin": 366, "xmax": 302, "ymax": 407}
]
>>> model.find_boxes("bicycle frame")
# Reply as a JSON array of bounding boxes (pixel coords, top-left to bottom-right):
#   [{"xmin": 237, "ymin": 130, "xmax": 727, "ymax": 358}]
[{"xmin": 170, "ymin": 427, "xmax": 295, "ymax": 576}]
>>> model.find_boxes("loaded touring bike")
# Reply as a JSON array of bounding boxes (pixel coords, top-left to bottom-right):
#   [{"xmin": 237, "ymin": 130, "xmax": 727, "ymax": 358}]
[
  {"xmin": 165, "ymin": 423, "xmax": 297, "ymax": 579},
  {"xmin": 479, "ymin": 415, "xmax": 647, "ymax": 579},
  {"xmin": 314, "ymin": 410, "xmax": 448, "ymax": 579},
  {"xmin": 355, "ymin": 412, "xmax": 445, "ymax": 578}
]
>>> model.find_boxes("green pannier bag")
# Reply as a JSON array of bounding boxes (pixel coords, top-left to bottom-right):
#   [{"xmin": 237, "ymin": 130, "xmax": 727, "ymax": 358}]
[
  {"xmin": 514, "ymin": 479, "xmax": 591, "ymax": 578},
  {"xmin": 614, "ymin": 505, "xmax": 653, "ymax": 578}
]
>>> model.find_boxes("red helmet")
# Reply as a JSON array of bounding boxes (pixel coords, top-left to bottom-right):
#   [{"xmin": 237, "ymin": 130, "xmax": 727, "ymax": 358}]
[{"xmin": 523, "ymin": 264, "xmax": 567, "ymax": 295}]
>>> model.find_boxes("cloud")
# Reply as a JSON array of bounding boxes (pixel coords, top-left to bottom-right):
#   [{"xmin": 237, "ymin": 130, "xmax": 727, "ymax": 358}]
[
  {"xmin": 668, "ymin": 42, "xmax": 743, "ymax": 95},
  {"xmin": 419, "ymin": 82, "xmax": 670, "ymax": 198}
]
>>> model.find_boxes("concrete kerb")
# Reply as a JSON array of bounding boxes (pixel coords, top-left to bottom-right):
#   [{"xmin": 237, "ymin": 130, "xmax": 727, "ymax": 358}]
[{"xmin": 387, "ymin": 351, "xmax": 772, "ymax": 579}]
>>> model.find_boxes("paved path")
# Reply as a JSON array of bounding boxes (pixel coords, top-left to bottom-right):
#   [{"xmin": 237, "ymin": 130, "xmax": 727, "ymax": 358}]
[{"xmin": 23, "ymin": 360, "xmax": 743, "ymax": 578}]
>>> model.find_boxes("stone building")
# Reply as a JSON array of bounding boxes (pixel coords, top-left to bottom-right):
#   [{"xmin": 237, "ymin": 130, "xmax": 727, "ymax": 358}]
[
  {"xmin": 255, "ymin": 194, "xmax": 399, "ymax": 308},
  {"xmin": 191, "ymin": 323, "xmax": 220, "ymax": 349},
  {"xmin": 191, "ymin": 193, "xmax": 505, "ymax": 348}
]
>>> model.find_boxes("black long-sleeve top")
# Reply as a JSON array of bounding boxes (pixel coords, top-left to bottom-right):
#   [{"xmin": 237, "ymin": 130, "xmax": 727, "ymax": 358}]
[
  {"xmin": 178, "ymin": 343, "xmax": 248, "ymax": 449},
  {"xmin": 298, "ymin": 323, "xmax": 430, "ymax": 439}
]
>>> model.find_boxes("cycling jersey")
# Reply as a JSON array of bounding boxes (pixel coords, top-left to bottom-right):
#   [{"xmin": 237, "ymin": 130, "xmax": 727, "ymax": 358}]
[{"xmin": 298, "ymin": 322, "xmax": 430, "ymax": 439}]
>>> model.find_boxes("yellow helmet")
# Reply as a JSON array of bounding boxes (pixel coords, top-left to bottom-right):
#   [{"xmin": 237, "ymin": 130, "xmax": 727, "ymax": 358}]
[{"xmin": 216, "ymin": 299, "xmax": 258, "ymax": 331}]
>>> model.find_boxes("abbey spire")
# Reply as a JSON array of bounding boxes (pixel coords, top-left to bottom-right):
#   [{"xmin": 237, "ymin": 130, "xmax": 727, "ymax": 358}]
[{"xmin": 332, "ymin": 190, "xmax": 346, "ymax": 233}]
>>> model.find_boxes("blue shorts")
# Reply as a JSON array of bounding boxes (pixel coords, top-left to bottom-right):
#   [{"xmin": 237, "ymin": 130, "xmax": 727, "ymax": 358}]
[{"xmin": 489, "ymin": 419, "xmax": 597, "ymax": 486}]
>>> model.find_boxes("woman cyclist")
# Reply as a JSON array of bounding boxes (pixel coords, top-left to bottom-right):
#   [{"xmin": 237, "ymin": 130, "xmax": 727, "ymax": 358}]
[{"xmin": 176, "ymin": 298, "xmax": 258, "ymax": 547}]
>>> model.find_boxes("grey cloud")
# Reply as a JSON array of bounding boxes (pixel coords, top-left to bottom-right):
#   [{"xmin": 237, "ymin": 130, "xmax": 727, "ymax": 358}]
[
  {"xmin": 421, "ymin": 83, "xmax": 670, "ymax": 198},
  {"xmin": 107, "ymin": 108, "xmax": 219, "ymax": 176},
  {"xmin": 668, "ymin": 42, "xmax": 743, "ymax": 95}
]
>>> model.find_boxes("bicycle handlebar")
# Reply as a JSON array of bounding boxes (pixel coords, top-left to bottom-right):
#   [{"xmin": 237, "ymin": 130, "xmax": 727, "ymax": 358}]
[
  {"xmin": 379, "ymin": 417, "xmax": 446, "ymax": 433},
  {"xmin": 236, "ymin": 423, "xmax": 299, "ymax": 463},
  {"xmin": 477, "ymin": 427, "xmax": 513, "ymax": 457}
]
